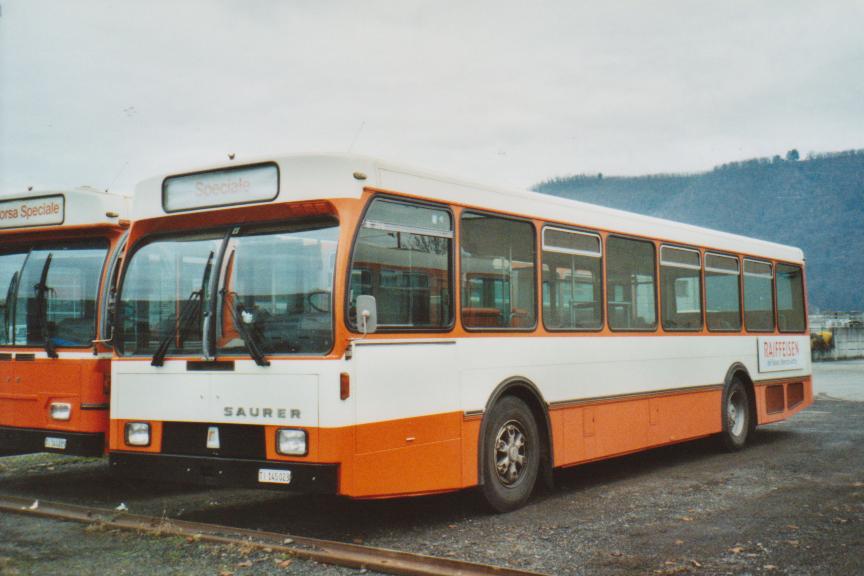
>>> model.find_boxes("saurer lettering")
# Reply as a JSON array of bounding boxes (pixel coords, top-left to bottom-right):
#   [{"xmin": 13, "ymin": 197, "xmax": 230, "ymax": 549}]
[{"xmin": 223, "ymin": 407, "xmax": 301, "ymax": 419}]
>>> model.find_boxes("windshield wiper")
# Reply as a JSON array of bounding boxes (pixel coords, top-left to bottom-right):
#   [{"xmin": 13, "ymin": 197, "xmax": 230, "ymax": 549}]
[
  {"xmin": 221, "ymin": 289, "xmax": 270, "ymax": 367},
  {"xmin": 34, "ymin": 253, "xmax": 58, "ymax": 359},
  {"xmin": 2, "ymin": 271, "xmax": 18, "ymax": 344},
  {"xmin": 151, "ymin": 251, "xmax": 215, "ymax": 367}
]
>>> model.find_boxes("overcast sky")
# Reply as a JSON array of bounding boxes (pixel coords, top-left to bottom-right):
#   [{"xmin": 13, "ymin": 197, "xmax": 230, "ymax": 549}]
[{"xmin": 1, "ymin": 0, "xmax": 862, "ymax": 195}]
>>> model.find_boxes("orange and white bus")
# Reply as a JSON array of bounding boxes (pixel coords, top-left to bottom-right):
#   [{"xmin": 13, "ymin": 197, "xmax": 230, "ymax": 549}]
[
  {"xmin": 109, "ymin": 156, "xmax": 811, "ymax": 511},
  {"xmin": 0, "ymin": 187, "xmax": 129, "ymax": 457}
]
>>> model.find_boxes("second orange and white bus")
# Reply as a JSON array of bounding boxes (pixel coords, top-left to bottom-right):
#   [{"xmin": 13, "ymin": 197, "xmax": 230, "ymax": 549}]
[
  {"xmin": 109, "ymin": 156, "xmax": 811, "ymax": 511},
  {"xmin": 0, "ymin": 187, "xmax": 129, "ymax": 457}
]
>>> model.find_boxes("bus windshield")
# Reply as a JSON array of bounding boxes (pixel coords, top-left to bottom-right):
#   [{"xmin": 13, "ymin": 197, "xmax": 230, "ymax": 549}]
[
  {"xmin": 117, "ymin": 219, "xmax": 339, "ymax": 358},
  {"xmin": 0, "ymin": 239, "xmax": 108, "ymax": 347},
  {"xmin": 118, "ymin": 233, "xmax": 223, "ymax": 357}
]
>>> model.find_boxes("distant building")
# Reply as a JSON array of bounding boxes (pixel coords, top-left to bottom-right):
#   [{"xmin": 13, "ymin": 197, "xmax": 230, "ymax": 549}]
[
  {"xmin": 809, "ymin": 311, "xmax": 864, "ymax": 332},
  {"xmin": 810, "ymin": 312, "xmax": 864, "ymax": 361}
]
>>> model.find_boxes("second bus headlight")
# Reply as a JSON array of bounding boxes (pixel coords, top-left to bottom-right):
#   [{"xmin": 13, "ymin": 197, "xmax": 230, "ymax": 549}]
[
  {"xmin": 125, "ymin": 422, "xmax": 151, "ymax": 447},
  {"xmin": 49, "ymin": 402, "xmax": 72, "ymax": 421},
  {"xmin": 276, "ymin": 429, "xmax": 307, "ymax": 456}
]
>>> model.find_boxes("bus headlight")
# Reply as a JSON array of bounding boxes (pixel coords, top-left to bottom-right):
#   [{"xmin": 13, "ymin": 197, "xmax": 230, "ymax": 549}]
[
  {"xmin": 49, "ymin": 402, "xmax": 72, "ymax": 421},
  {"xmin": 276, "ymin": 429, "xmax": 307, "ymax": 456},
  {"xmin": 125, "ymin": 422, "xmax": 151, "ymax": 447}
]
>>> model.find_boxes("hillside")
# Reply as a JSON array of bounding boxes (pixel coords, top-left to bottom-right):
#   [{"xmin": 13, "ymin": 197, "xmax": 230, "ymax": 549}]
[{"xmin": 535, "ymin": 150, "xmax": 864, "ymax": 313}]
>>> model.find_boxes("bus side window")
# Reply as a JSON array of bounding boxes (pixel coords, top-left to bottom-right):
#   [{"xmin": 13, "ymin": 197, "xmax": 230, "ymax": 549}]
[
  {"xmin": 776, "ymin": 263, "xmax": 805, "ymax": 332},
  {"xmin": 461, "ymin": 212, "xmax": 536, "ymax": 330},
  {"xmin": 743, "ymin": 259, "xmax": 774, "ymax": 332},
  {"xmin": 705, "ymin": 253, "xmax": 742, "ymax": 331},
  {"xmin": 348, "ymin": 198, "xmax": 453, "ymax": 330},
  {"xmin": 660, "ymin": 246, "xmax": 702, "ymax": 331},
  {"xmin": 541, "ymin": 227, "xmax": 602, "ymax": 331},
  {"xmin": 606, "ymin": 236, "xmax": 657, "ymax": 331}
]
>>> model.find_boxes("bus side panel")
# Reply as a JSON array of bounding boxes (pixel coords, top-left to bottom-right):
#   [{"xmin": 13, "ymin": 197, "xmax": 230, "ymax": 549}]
[
  {"xmin": 554, "ymin": 389, "xmax": 722, "ymax": 466},
  {"xmin": 0, "ymin": 358, "xmax": 109, "ymax": 434},
  {"xmin": 351, "ymin": 342, "xmax": 462, "ymax": 497},
  {"xmin": 459, "ymin": 335, "xmax": 810, "ymax": 475},
  {"xmin": 460, "ymin": 417, "xmax": 481, "ymax": 488},
  {"xmin": 645, "ymin": 389, "xmax": 723, "ymax": 445}
]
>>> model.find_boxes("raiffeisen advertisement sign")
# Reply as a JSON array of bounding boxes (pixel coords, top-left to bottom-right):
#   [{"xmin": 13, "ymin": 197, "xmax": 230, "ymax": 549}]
[
  {"xmin": 757, "ymin": 336, "xmax": 808, "ymax": 372},
  {"xmin": 0, "ymin": 194, "xmax": 65, "ymax": 229}
]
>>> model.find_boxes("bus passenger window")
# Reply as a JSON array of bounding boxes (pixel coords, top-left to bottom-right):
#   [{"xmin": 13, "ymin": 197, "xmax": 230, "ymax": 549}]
[
  {"xmin": 606, "ymin": 236, "xmax": 656, "ymax": 331},
  {"xmin": 461, "ymin": 212, "xmax": 536, "ymax": 329},
  {"xmin": 541, "ymin": 227, "xmax": 602, "ymax": 330},
  {"xmin": 744, "ymin": 259, "xmax": 774, "ymax": 332},
  {"xmin": 705, "ymin": 253, "xmax": 742, "ymax": 331},
  {"xmin": 348, "ymin": 198, "xmax": 453, "ymax": 329},
  {"xmin": 660, "ymin": 246, "xmax": 702, "ymax": 331},
  {"xmin": 776, "ymin": 263, "xmax": 805, "ymax": 332}
]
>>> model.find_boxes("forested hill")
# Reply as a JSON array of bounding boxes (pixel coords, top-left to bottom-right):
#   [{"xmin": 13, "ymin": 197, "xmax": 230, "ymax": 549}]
[{"xmin": 534, "ymin": 150, "xmax": 864, "ymax": 313}]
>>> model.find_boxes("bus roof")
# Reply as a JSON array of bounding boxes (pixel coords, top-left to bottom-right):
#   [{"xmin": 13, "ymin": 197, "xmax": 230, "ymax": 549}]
[
  {"xmin": 134, "ymin": 154, "xmax": 804, "ymax": 263},
  {"xmin": 0, "ymin": 186, "xmax": 130, "ymax": 233}
]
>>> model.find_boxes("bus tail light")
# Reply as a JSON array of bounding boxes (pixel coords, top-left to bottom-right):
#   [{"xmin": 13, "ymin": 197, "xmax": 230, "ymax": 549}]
[
  {"xmin": 125, "ymin": 422, "xmax": 151, "ymax": 447},
  {"xmin": 276, "ymin": 429, "xmax": 307, "ymax": 456},
  {"xmin": 49, "ymin": 402, "xmax": 72, "ymax": 421},
  {"xmin": 340, "ymin": 372, "xmax": 350, "ymax": 400}
]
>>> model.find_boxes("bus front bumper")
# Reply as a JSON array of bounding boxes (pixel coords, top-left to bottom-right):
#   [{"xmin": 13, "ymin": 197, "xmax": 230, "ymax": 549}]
[
  {"xmin": 0, "ymin": 426, "xmax": 104, "ymax": 457},
  {"xmin": 109, "ymin": 452, "xmax": 339, "ymax": 493}
]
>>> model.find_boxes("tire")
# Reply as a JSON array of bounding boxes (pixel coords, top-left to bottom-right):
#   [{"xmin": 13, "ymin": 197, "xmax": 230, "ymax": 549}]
[
  {"xmin": 720, "ymin": 378, "xmax": 752, "ymax": 451},
  {"xmin": 480, "ymin": 396, "xmax": 540, "ymax": 513}
]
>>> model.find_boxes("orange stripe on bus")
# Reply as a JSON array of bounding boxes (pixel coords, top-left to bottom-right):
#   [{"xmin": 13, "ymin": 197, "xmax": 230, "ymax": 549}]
[{"xmin": 108, "ymin": 377, "xmax": 812, "ymax": 497}]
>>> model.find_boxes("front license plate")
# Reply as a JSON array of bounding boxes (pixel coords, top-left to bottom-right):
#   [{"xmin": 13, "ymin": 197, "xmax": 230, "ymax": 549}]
[
  {"xmin": 258, "ymin": 468, "xmax": 292, "ymax": 485},
  {"xmin": 44, "ymin": 437, "xmax": 67, "ymax": 450}
]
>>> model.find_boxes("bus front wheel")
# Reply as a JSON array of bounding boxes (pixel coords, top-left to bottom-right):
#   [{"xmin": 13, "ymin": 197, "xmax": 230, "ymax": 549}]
[
  {"xmin": 480, "ymin": 396, "xmax": 540, "ymax": 512},
  {"xmin": 720, "ymin": 378, "xmax": 752, "ymax": 451}
]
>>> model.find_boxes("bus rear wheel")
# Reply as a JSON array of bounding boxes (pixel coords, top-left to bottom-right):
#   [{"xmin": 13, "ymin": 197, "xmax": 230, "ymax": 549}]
[
  {"xmin": 720, "ymin": 378, "xmax": 751, "ymax": 451},
  {"xmin": 480, "ymin": 396, "xmax": 540, "ymax": 512}
]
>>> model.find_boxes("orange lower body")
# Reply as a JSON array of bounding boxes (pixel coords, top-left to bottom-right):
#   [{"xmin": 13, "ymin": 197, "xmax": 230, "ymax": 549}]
[
  {"xmin": 111, "ymin": 375, "xmax": 812, "ymax": 498},
  {"xmin": 0, "ymin": 356, "xmax": 110, "ymax": 455}
]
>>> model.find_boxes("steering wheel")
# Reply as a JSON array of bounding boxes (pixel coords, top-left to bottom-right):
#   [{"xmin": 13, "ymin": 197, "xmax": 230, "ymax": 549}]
[{"xmin": 307, "ymin": 290, "xmax": 331, "ymax": 313}]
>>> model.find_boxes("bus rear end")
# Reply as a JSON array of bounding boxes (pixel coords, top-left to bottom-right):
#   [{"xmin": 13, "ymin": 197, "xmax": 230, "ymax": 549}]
[{"xmin": 0, "ymin": 189, "xmax": 129, "ymax": 456}]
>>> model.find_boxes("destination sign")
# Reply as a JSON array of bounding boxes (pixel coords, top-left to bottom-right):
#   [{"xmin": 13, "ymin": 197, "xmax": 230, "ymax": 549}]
[
  {"xmin": 0, "ymin": 194, "xmax": 65, "ymax": 229},
  {"xmin": 162, "ymin": 163, "xmax": 279, "ymax": 213}
]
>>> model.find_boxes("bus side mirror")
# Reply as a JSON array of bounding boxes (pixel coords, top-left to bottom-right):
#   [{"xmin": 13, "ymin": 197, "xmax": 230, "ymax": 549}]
[{"xmin": 357, "ymin": 295, "xmax": 377, "ymax": 335}]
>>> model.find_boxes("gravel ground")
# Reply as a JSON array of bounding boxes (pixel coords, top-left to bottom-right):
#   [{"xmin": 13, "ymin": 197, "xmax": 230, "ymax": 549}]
[
  {"xmin": 0, "ymin": 514, "xmax": 355, "ymax": 576},
  {"xmin": 0, "ymin": 361, "xmax": 861, "ymax": 575}
]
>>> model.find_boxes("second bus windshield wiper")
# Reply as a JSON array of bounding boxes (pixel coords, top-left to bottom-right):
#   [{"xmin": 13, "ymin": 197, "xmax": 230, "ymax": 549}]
[
  {"xmin": 151, "ymin": 251, "xmax": 215, "ymax": 367},
  {"xmin": 2, "ymin": 271, "xmax": 18, "ymax": 344},
  {"xmin": 34, "ymin": 253, "xmax": 58, "ymax": 359}
]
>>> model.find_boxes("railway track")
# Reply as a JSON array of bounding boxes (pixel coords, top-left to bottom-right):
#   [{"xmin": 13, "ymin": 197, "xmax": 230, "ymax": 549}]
[{"xmin": 0, "ymin": 495, "xmax": 545, "ymax": 576}]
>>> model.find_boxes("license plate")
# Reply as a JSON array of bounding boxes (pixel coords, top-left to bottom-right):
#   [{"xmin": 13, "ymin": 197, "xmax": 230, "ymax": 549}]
[
  {"xmin": 258, "ymin": 468, "xmax": 292, "ymax": 485},
  {"xmin": 44, "ymin": 437, "xmax": 67, "ymax": 450}
]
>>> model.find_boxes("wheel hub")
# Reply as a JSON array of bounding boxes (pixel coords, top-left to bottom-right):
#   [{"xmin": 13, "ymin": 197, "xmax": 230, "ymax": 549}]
[
  {"xmin": 727, "ymin": 390, "xmax": 746, "ymax": 437},
  {"xmin": 494, "ymin": 420, "xmax": 528, "ymax": 486}
]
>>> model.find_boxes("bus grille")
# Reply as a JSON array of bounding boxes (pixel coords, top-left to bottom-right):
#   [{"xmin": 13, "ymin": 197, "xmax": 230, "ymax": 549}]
[{"xmin": 161, "ymin": 422, "xmax": 266, "ymax": 460}]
